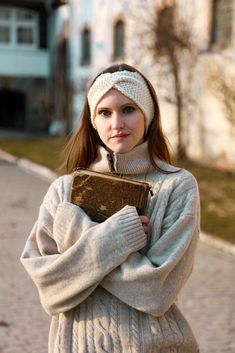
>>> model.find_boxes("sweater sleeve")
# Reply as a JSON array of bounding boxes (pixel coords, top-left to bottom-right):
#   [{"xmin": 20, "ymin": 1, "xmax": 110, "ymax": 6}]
[
  {"xmin": 20, "ymin": 178, "xmax": 147, "ymax": 316},
  {"xmin": 100, "ymin": 172, "xmax": 200, "ymax": 317}
]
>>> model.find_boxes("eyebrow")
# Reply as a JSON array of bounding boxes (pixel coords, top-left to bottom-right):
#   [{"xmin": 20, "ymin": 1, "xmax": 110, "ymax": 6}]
[
  {"xmin": 121, "ymin": 102, "xmax": 137, "ymax": 107},
  {"xmin": 96, "ymin": 102, "xmax": 137, "ymax": 110}
]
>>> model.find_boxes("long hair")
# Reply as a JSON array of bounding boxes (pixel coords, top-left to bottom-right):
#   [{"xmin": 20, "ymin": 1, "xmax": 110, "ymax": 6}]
[{"xmin": 61, "ymin": 63, "xmax": 172, "ymax": 174}]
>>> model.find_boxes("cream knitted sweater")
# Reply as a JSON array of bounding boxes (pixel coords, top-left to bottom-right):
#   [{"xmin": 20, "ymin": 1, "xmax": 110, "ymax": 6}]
[{"xmin": 21, "ymin": 142, "xmax": 200, "ymax": 353}]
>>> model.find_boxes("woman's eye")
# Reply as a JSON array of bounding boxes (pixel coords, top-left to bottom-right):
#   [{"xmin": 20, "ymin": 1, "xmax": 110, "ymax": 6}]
[
  {"xmin": 98, "ymin": 110, "xmax": 111, "ymax": 117},
  {"xmin": 123, "ymin": 106, "xmax": 135, "ymax": 114}
]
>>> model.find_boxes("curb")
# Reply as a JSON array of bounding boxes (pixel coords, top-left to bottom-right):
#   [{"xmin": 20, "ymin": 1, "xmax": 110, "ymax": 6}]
[
  {"xmin": 1, "ymin": 148, "xmax": 234, "ymax": 256},
  {"xmin": 200, "ymin": 232, "xmax": 235, "ymax": 257},
  {"xmin": 0, "ymin": 149, "xmax": 57, "ymax": 182}
]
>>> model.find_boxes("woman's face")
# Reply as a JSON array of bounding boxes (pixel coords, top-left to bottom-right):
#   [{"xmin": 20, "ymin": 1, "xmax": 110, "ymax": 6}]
[{"xmin": 94, "ymin": 89, "xmax": 145, "ymax": 153}]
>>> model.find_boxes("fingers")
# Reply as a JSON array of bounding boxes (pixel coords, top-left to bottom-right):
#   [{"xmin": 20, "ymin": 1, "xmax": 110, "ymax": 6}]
[
  {"xmin": 139, "ymin": 215, "xmax": 149, "ymax": 224},
  {"xmin": 142, "ymin": 224, "xmax": 148, "ymax": 235},
  {"xmin": 139, "ymin": 215, "xmax": 149, "ymax": 235}
]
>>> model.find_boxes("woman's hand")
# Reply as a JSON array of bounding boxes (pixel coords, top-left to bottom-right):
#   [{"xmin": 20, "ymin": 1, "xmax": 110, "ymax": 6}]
[{"xmin": 139, "ymin": 215, "xmax": 149, "ymax": 235}]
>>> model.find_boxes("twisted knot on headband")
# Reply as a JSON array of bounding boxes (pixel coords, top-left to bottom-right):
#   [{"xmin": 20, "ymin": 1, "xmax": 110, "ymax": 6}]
[{"xmin": 87, "ymin": 70, "xmax": 154, "ymax": 131}]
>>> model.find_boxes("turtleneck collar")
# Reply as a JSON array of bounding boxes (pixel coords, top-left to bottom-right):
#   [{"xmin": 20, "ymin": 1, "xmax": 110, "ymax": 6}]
[
  {"xmin": 89, "ymin": 141, "xmax": 180, "ymax": 176},
  {"xmin": 89, "ymin": 141, "xmax": 152, "ymax": 175}
]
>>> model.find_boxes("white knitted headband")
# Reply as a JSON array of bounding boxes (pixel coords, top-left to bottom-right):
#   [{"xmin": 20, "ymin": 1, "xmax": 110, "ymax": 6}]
[{"xmin": 87, "ymin": 70, "xmax": 154, "ymax": 131}]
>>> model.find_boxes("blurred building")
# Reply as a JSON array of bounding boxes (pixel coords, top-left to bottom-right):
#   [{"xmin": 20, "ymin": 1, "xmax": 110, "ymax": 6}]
[
  {"xmin": 1, "ymin": 0, "xmax": 234, "ymax": 169},
  {"xmin": 68, "ymin": 0, "xmax": 235, "ymax": 169},
  {"xmin": 0, "ymin": 0, "xmax": 68, "ymax": 132}
]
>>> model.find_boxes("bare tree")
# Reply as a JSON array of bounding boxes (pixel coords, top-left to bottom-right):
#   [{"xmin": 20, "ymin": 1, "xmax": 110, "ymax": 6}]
[
  {"xmin": 208, "ymin": 64, "xmax": 235, "ymax": 130},
  {"xmin": 52, "ymin": 21, "xmax": 73, "ymax": 136},
  {"xmin": 129, "ymin": 0, "xmax": 198, "ymax": 161}
]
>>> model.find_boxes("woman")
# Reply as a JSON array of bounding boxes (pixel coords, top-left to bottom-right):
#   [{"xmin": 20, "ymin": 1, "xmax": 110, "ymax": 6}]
[{"xmin": 21, "ymin": 63, "xmax": 200, "ymax": 353}]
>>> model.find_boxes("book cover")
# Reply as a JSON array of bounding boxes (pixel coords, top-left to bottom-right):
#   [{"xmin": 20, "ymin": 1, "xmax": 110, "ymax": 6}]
[{"xmin": 71, "ymin": 168, "xmax": 151, "ymax": 222}]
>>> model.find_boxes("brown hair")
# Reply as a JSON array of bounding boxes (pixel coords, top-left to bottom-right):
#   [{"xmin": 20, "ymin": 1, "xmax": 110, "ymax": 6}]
[{"xmin": 61, "ymin": 63, "xmax": 172, "ymax": 173}]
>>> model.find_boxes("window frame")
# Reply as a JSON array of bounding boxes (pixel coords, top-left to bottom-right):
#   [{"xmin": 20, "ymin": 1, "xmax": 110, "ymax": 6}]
[
  {"xmin": 210, "ymin": 0, "xmax": 234, "ymax": 50},
  {"xmin": 112, "ymin": 18, "xmax": 125, "ymax": 60},
  {"xmin": 80, "ymin": 26, "xmax": 91, "ymax": 66},
  {"xmin": 0, "ymin": 7, "xmax": 39, "ymax": 50}
]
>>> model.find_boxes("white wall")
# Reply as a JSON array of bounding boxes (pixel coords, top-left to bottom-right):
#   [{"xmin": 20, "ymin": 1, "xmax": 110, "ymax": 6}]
[
  {"xmin": 0, "ymin": 49, "xmax": 49, "ymax": 77},
  {"xmin": 69, "ymin": 0, "xmax": 235, "ymax": 168}
]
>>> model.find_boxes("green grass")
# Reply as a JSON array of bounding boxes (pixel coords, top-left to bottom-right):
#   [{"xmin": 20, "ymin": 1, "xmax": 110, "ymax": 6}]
[
  {"xmin": 0, "ymin": 137, "xmax": 65, "ymax": 172},
  {"xmin": 179, "ymin": 161, "xmax": 235, "ymax": 245},
  {"xmin": 0, "ymin": 137, "xmax": 234, "ymax": 244}
]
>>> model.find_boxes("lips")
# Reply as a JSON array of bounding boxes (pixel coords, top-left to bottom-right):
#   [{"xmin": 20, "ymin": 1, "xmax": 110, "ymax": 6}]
[{"xmin": 111, "ymin": 133, "xmax": 130, "ymax": 138}]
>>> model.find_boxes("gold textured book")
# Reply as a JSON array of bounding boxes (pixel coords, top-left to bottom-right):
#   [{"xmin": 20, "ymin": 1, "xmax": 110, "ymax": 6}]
[{"xmin": 71, "ymin": 168, "xmax": 151, "ymax": 222}]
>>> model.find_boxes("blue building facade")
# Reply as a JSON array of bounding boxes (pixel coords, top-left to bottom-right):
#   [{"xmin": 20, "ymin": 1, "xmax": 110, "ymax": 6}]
[{"xmin": 0, "ymin": 0, "xmax": 68, "ymax": 131}]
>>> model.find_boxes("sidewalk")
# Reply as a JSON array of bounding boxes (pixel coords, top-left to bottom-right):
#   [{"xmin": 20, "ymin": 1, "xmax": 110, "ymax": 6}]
[
  {"xmin": 0, "ymin": 156, "xmax": 235, "ymax": 353},
  {"xmin": 181, "ymin": 243, "xmax": 235, "ymax": 353},
  {"xmin": 0, "ymin": 159, "xmax": 50, "ymax": 353}
]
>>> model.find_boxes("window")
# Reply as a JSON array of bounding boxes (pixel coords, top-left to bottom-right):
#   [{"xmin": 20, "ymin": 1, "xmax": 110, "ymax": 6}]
[
  {"xmin": 17, "ymin": 27, "xmax": 34, "ymax": 44},
  {"xmin": 0, "ymin": 8, "xmax": 11, "ymax": 20},
  {"xmin": 81, "ymin": 27, "xmax": 91, "ymax": 66},
  {"xmin": 0, "ymin": 7, "xmax": 38, "ymax": 49},
  {"xmin": 16, "ymin": 10, "xmax": 34, "ymax": 21},
  {"xmin": 210, "ymin": 0, "xmax": 234, "ymax": 49},
  {"xmin": 0, "ymin": 26, "xmax": 10, "ymax": 43},
  {"xmin": 113, "ymin": 19, "xmax": 125, "ymax": 60}
]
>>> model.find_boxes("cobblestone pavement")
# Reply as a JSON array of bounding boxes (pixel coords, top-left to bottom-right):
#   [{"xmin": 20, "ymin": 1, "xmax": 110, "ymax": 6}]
[{"xmin": 0, "ymin": 158, "xmax": 235, "ymax": 353}]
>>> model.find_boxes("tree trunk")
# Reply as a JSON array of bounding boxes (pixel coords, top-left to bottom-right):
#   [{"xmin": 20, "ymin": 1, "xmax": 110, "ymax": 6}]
[
  {"xmin": 169, "ymin": 48, "xmax": 187, "ymax": 161},
  {"xmin": 176, "ymin": 93, "xmax": 187, "ymax": 160}
]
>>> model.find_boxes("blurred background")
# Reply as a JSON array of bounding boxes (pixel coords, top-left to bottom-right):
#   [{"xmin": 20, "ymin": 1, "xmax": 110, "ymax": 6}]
[{"xmin": 0, "ymin": 0, "xmax": 234, "ymax": 244}]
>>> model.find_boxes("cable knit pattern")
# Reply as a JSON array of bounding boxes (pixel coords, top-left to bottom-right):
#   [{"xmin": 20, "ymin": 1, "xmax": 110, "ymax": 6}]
[
  {"xmin": 109, "ymin": 296, "xmax": 121, "ymax": 353},
  {"xmin": 130, "ymin": 308, "xmax": 140, "ymax": 353},
  {"xmin": 21, "ymin": 142, "xmax": 200, "ymax": 353},
  {"xmin": 87, "ymin": 71, "xmax": 154, "ymax": 130}
]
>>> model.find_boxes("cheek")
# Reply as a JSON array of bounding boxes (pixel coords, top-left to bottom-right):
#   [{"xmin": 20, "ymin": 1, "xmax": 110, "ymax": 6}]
[
  {"xmin": 95, "ymin": 119, "xmax": 107, "ymax": 138},
  {"xmin": 134, "ymin": 115, "xmax": 145, "ymax": 136},
  {"xmin": 140, "ymin": 120, "xmax": 145, "ymax": 134}
]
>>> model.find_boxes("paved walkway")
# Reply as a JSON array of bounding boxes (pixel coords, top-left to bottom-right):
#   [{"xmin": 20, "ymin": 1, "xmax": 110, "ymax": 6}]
[
  {"xmin": 181, "ymin": 243, "xmax": 235, "ymax": 353},
  {"xmin": 0, "ymin": 158, "xmax": 235, "ymax": 353}
]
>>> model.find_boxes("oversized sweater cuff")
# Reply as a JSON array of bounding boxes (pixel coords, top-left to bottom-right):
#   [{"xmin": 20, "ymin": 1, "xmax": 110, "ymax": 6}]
[
  {"xmin": 115, "ymin": 205, "xmax": 147, "ymax": 251},
  {"xmin": 53, "ymin": 202, "xmax": 147, "ymax": 256}
]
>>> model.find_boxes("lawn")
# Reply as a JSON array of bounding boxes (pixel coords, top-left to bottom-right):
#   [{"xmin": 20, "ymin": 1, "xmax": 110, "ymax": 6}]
[
  {"xmin": 180, "ymin": 161, "xmax": 235, "ymax": 245},
  {"xmin": 0, "ymin": 136, "xmax": 234, "ymax": 244},
  {"xmin": 0, "ymin": 136, "xmax": 65, "ymax": 172}
]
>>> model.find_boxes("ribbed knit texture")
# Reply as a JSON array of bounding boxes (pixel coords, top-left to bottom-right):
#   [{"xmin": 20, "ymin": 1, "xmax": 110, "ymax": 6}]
[
  {"xmin": 21, "ymin": 142, "xmax": 200, "ymax": 353},
  {"xmin": 87, "ymin": 71, "xmax": 154, "ymax": 130}
]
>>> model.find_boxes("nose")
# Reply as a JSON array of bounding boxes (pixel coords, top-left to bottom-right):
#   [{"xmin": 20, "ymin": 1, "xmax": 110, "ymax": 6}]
[{"xmin": 111, "ymin": 112, "xmax": 125, "ymax": 130}]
